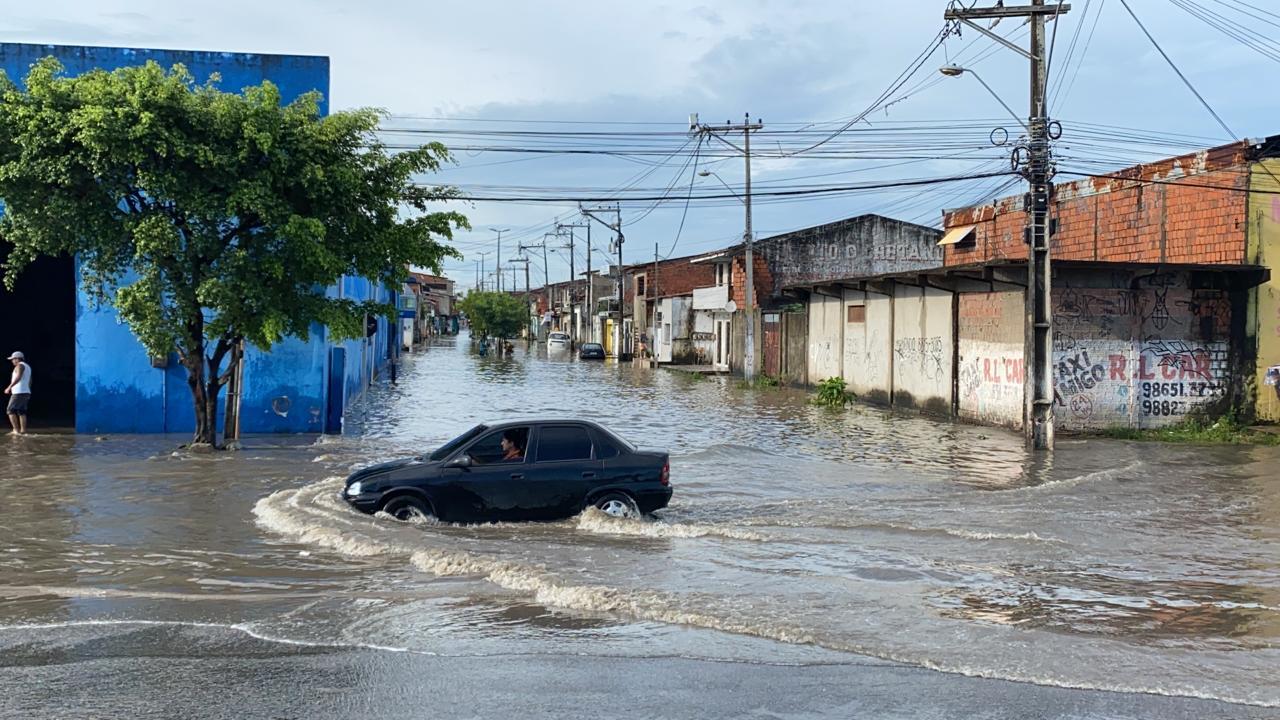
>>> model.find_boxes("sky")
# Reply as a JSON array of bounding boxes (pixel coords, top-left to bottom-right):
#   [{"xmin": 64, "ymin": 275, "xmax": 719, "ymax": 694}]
[{"xmin": 9, "ymin": 0, "xmax": 1278, "ymax": 290}]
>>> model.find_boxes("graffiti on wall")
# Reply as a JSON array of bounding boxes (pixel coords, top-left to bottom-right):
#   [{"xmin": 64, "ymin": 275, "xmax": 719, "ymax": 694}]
[
  {"xmin": 1050, "ymin": 280, "xmax": 1230, "ymax": 428},
  {"xmin": 957, "ymin": 291, "xmax": 1024, "ymax": 426},
  {"xmin": 894, "ymin": 336, "xmax": 945, "ymax": 382}
]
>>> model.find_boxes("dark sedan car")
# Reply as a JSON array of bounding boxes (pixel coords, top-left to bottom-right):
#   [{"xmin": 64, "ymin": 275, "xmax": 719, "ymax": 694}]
[
  {"xmin": 579, "ymin": 343, "xmax": 606, "ymax": 360},
  {"xmin": 342, "ymin": 420, "xmax": 671, "ymax": 523}
]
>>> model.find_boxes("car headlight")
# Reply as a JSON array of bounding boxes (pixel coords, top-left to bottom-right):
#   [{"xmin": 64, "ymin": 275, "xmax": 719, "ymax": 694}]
[{"xmin": 345, "ymin": 481, "xmax": 362, "ymax": 496}]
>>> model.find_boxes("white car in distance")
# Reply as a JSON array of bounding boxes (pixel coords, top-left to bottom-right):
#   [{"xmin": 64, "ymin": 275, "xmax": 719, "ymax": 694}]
[{"xmin": 547, "ymin": 332, "xmax": 571, "ymax": 350}]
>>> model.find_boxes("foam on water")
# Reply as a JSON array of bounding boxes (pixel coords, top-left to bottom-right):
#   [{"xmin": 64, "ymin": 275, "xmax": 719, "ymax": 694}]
[
  {"xmin": 575, "ymin": 508, "xmax": 771, "ymax": 541},
  {"xmin": 252, "ymin": 478, "xmax": 1280, "ymax": 708}
]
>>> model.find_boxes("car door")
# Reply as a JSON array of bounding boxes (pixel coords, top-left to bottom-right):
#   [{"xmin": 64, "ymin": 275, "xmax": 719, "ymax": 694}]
[
  {"xmin": 441, "ymin": 426, "xmax": 532, "ymax": 521},
  {"xmin": 526, "ymin": 424, "xmax": 601, "ymax": 519},
  {"xmin": 588, "ymin": 426, "xmax": 628, "ymax": 486}
]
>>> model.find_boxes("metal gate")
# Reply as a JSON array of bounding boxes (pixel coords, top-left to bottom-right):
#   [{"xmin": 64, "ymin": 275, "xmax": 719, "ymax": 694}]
[
  {"xmin": 782, "ymin": 311, "xmax": 809, "ymax": 386},
  {"xmin": 762, "ymin": 313, "xmax": 781, "ymax": 378}
]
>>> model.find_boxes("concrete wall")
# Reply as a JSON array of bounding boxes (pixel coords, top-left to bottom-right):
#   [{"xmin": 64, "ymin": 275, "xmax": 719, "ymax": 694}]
[
  {"xmin": 957, "ymin": 290, "xmax": 1025, "ymax": 429},
  {"xmin": 840, "ymin": 289, "xmax": 892, "ymax": 404},
  {"xmin": 891, "ymin": 285, "xmax": 953, "ymax": 415},
  {"xmin": 807, "ymin": 293, "xmax": 844, "ymax": 382},
  {"xmin": 1249, "ymin": 157, "xmax": 1280, "ymax": 421},
  {"xmin": 1052, "ymin": 271, "xmax": 1232, "ymax": 431},
  {"xmin": 760, "ymin": 215, "xmax": 943, "ymax": 303}
]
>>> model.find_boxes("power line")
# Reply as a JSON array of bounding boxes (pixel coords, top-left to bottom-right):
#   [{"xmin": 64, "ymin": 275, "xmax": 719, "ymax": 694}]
[{"xmin": 1117, "ymin": 0, "xmax": 1237, "ymax": 139}]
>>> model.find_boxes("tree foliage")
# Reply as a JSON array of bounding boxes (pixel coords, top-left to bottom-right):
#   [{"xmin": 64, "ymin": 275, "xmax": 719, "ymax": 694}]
[
  {"xmin": 0, "ymin": 58, "xmax": 468, "ymax": 444},
  {"xmin": 458, "ymin": 291, "xmax": 527, "ymax": 340}
]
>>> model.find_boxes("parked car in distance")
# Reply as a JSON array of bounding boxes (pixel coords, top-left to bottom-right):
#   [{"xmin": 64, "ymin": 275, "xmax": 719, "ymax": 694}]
[
  {"xmin": 547, "ymin": 331, "xmax": 570, "ymax": 350},
  {"xmin": 342, "ymin": 419, "xmax": 672, "ymax": 523},
  {"xmin": 579, "ymin": 342, "xmax": 606, "ymax": 360}
]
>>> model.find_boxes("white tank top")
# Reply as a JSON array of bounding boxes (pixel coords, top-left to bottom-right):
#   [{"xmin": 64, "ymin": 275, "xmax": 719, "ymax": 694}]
[{"xmin": 11, "ymin": 362, "xmax": 31, "ymax": 394}]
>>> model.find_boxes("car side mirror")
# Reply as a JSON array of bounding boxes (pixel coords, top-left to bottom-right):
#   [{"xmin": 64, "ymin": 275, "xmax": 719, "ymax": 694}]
[{"xmin": 447, "ymin": 456, "xmax": 472, "ymax": 469}]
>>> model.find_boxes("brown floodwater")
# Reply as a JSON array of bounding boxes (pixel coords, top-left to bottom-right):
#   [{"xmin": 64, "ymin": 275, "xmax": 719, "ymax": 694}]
[{"xmin": 1, "ymin": 333, "xmax": 1278, "ymax": 708}]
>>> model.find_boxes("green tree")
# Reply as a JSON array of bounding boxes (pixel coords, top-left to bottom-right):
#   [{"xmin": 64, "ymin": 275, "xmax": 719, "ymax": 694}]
[
  {"xmin": 459, "ymin": 291, "xmax": 527, "ymax": 341},
  {"xmin": 0, "ymin": 59, "xmax": 467, "ymax": 446}
]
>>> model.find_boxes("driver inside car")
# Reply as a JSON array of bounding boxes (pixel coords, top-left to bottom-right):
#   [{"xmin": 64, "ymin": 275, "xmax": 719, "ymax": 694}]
[{"xmin": 500, "ymin": 429, "xmax": 526, "ymax": 462}]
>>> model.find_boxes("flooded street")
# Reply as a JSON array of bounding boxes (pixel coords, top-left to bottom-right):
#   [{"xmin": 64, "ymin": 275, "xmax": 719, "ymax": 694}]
[{"xmin": 2, "ymin": 333, "xmax": 1278, "ymax": 718}]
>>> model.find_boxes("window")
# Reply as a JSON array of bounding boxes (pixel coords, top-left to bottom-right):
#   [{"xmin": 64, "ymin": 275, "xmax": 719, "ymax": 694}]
[
  {"xmin": 466, "ymin": 426, "xmax": 530, "ymax": 465},
  {"xmin": 847, "ymin": 305, "xmax": 866, "ymax": 323},
  {"xmin": 590, "ymin": 428, "xmax": 621, "ymax": 459},
  {"xmin": 636, "ymin": 275, "xmax": 646, "ymax": 297},
  {"xmin": 536, "ymin": 425, "xmax": 594, "ymax": 462}
]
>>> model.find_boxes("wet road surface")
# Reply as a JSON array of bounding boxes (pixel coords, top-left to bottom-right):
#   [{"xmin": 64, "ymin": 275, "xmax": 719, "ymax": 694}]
[{"xmin": 1, "ymin": 333, "xmax": 1277, "ymax": 718}]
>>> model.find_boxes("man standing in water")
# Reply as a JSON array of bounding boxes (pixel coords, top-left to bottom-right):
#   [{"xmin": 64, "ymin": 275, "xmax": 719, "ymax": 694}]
[{"xmin": 5, "ymin": 351, "xmax": 31, "ymax": 435}]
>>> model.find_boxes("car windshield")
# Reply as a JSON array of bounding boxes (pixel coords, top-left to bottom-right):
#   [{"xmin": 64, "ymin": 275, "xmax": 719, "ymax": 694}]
[
  {"xmin": 584, "ymin": 344, "xmax": 603, "ymax": 350},
  {"xmin": 550, "ymin": 333, "xmax": 568, "ymax": 340},
  {"xmin": 427, "ymin": 424, "xmax": 487, "ymax": 461}
]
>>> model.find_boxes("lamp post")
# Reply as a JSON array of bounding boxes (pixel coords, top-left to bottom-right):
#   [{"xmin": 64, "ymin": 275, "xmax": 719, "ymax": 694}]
[{"xmin": 490, "ymin": 228, "xmax": 509, "ymax": 292}]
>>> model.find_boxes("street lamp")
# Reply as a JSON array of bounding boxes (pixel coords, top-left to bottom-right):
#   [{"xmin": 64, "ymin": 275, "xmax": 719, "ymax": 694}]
[
  {"xmin": 938, "ymin": 65, "xmax": 1029, "ymax": 134},
  {"xmin": 698, "ymin": 170, "xmax": 743, "ymax": 201},
  {"xmin": 489, "ymin": 228, "xmax": 509, "ymax": 292}
]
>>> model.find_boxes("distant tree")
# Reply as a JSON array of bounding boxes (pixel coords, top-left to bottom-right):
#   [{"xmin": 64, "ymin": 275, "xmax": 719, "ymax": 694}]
[
  {"xmin": 0, "ymin": 59, "xmax": 467, "ymax": 446},
  {"xmin": 459, "ymin": 291, "xmax": 527, "ymax": 341}
]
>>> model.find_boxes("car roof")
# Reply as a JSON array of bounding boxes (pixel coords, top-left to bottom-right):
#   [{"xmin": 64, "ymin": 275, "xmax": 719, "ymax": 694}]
[{"xmin": 479, "ymin": 418, "xmax": 610, "ymax": 431}]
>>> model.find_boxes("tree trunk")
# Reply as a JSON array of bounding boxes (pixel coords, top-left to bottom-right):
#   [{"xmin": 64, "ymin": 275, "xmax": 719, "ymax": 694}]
[{"xmin": 186, "ymin": 353, "xmax": 217, "ymax": 447}]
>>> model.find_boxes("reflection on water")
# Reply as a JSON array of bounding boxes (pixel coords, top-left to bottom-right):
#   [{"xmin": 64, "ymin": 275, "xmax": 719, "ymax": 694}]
[{"xmin": 1, "ymin": 332, "xmax": 1278, "ymax": 707}]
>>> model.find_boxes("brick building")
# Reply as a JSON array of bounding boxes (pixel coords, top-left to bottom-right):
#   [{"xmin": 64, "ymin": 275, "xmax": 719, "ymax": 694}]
[{"xmin": 767, "ymin": 137, "xmax": 1277, "ymax": 433}]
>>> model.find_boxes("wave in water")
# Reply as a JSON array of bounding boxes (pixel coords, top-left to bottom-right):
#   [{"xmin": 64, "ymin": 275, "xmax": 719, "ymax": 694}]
[
  {"xmin": 575, "ymin": 508, "xmax": 770, "ymax": 542},
  {"xmin": 252, "ymin": 479, "xmax": 1277, "ymax": 708}
]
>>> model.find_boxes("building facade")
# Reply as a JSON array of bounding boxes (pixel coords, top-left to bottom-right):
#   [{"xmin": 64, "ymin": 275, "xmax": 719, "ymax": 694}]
[{"xmin": 0, "ymin": 42, "xmax": 396, "ymax": 434}]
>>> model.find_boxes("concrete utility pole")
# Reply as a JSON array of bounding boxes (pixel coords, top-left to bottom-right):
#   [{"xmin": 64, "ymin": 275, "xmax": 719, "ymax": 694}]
[
  {"xmin": 475, "ymin": 251, "xmax": 492, "ymax": 293},
  {"xmin": 558, "ymin": 222, "xmax": 590, "ymax": 346},
  {"xmin": 692, "ymin": 113, "xmax": 763, "ymax": 382},
  {"xmin": 555, "ymin": 224, "xmax": 581, "ymax": 348},
  {"xmin": 943, "ymin": 0, "xmax": 1068, "ymax": 450},
  {"xmin": 490, "ymin": 228, "xmax": 509, "ymax": 292},
  {"xmin": 508, "ymin": 254, "xmax": 532, "ymax": 339},
  {"xmin": 580, "ymin": 204, "xmax": 624, "ymax": 358}
]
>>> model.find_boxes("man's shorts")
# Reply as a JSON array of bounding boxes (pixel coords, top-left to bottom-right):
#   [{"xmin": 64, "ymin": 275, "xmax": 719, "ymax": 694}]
[{"xmin": 7, "ymin": 394, "xmax": 29, "ymax": 415}]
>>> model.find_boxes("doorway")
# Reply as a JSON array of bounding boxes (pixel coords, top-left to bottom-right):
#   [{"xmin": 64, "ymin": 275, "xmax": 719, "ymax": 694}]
[{"xmin": 0, "ymin": 249, "xmax": 75, "ymax": 428}]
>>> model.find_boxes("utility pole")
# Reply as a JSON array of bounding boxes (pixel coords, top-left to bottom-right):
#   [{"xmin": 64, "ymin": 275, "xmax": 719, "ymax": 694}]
[
  {"xmin": 558, "ymin": 222, "xmax": 589, "ymax": 347},
  {"xmin": 520, "ymin": 242, "xmax": 546, "ymax": 340},
  {"xmin": 555, "ymin": 224, "xmax": 579, "ymax": 347},
  {"xmin": 509, "ymin": 254, "xmax": 532, "ymax": 339},
  {"xmin": 475, "ymin": 251, "xmax": 492, "ymax": 293},
  {"xmin": 586, "ymin": 223, "xmax": 593, "ymax": 343},
  {"xmin": 943, "ymin": 0, "xmax": 1067, "ymax": 450},
  {"xmin": 490, "ymin": 228, "xmax": 509, "ymax": 292},
  {"xmin": 580, "ymin": 204, "xmax": 624, "ymax": 358},
  {"xmin": 692, "ymin": 113, "xmax": 763, "ymax": 382}
]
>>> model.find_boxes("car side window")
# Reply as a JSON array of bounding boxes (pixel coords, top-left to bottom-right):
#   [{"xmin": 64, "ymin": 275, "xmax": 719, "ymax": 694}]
[
  {"xmin": 589, "ymin": 428, "xmax": 620, "ymax": 459},
  {"xmin": 466, "ymin": 427, "xmax": 530, "ymax": 464},
  {"xmin": 535, "ymin": 425, "xmax": 594, "ymax": 462}
]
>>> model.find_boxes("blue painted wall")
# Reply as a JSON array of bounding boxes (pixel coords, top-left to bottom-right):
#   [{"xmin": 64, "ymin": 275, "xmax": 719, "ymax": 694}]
[{"xmin": 1, "ymin": 43, "xmax": 391, "ymax": 434}]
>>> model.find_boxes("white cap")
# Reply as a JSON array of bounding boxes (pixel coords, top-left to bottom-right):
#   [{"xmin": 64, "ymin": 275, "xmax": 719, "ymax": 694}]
[{"xmin": 6, "ymin": 352, "xmax": 23, "ymax": 360}]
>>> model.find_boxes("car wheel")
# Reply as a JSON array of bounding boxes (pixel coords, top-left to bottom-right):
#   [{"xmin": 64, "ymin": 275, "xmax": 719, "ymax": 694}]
[
  {"xmin": 593, "ymin": 492, "xmax": 639, "ymax": 519},
  {"xmin": 381, "ymin": 495, "xmax": 434, "ymax": 522}
]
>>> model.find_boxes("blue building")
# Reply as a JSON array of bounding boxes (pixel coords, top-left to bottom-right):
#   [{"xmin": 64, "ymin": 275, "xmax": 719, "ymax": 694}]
[{"xmin": 0, "ymin": 43, "xmax": 396, "ymax": 434}]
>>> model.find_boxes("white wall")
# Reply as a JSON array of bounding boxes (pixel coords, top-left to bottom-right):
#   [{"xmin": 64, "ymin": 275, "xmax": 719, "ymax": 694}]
[
  {"xmin": 892, "ymin": 285, "xmax": 954, "ymax": 414},
  {"xmin": 957, "ymin": 290, "xmax": 1025, "ymax": 428},
  {"xmin": 807, "ymin": 292, "xmax": 844, "ymax": 382},
  {"xmin": 841, "ymin": 289, "xmax": 893, "ymax": 403}
]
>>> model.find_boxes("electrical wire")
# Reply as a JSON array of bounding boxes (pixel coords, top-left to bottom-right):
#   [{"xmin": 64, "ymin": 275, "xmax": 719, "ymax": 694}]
[{"xmin": 1117, "ymin": 0, "xmax": 1237, "ymax": 138}]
